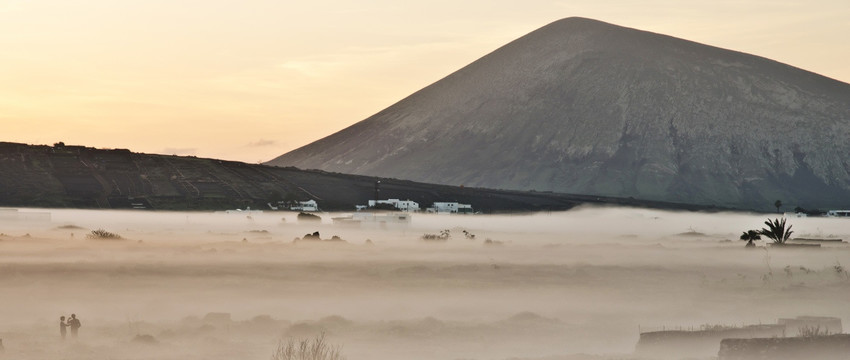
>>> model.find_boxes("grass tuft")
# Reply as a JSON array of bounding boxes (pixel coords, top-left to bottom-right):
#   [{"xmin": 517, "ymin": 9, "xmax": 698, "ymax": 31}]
[{"xmin": 271, "ymin": 332, "xmax": 345, "ymax": 360}]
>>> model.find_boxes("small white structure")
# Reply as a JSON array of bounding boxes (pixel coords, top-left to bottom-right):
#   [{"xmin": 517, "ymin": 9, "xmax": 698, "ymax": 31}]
[
  {"xmin": 427, "ymin": 202, "xmax": 474, "ymax": 214},
  {"xmin": 222, "ymin": 207, "xmax": 263, "ymax": 214},
  {"xmin": 332, "ymin": 212, "xmax": 411, "ymax": 227},
  {"xmin": 365, "ymin": 199, "xmax": 420, "ymax": 212},
  {"xmin": 827, "ymin": 210, "xmax": 850, "ymax": 218},
  {"xmin": 290, "ymin": 200, "xmax": 319, "ymax": 212}
]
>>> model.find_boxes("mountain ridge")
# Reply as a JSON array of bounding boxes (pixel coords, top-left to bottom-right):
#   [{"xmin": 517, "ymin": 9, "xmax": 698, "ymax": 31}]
[
  {"xmin": 0, "ymin": 141, "xmax": 731, "ymax": 212},
  {"xmin": 268, "ymin": 17, "xmax": 850, "ymax": 211}
]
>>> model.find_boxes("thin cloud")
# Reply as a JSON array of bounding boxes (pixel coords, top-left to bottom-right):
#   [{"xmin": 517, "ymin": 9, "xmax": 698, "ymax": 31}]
[{"xmin": 247, "ymin": 139, "xmax": 277, "ymax": 147}]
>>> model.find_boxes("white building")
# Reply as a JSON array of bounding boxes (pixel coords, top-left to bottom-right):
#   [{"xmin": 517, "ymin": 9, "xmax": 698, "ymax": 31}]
[
  {"xmin": 827, "ymin": 210, "xmax": 850, "ymax": 218},
  {"xmin": 333, "ymin": 212, "xmax": 411, "ymax": 227},
  {"xmin": 427, "ymin": 202, "xmax": 474, "ymax": 214},
  {"xmin": 366, "ymin": 199, "xmax": 420, "ymax": 212},
  {"xmin": 290, "ymin": 200, "xmax": 319, "ymax": 212},
  {"xmin": 222, "ymin": 207, "xmax": 263, "ymax": 214}
]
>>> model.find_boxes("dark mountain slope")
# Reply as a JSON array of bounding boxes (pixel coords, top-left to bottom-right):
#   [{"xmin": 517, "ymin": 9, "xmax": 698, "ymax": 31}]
[
  {"xmin": 0, "ymin": 142, "xmax": 722, "ymax": 212},
  {"xmin": 268, "ymin": 17, "xmax": 850, "ymax": 211}
]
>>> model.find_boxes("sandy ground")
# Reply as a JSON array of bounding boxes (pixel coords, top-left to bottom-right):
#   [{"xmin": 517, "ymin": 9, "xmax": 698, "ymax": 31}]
[{"xmin": 0, "ymin": 206, "xmax": 848, "ymax": 360}]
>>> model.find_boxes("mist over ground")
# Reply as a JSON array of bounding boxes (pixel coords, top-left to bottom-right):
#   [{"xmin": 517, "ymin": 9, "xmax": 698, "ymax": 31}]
[{"xmin": 1, "ymin": 206, "xmax": 848, "ymax": 360}]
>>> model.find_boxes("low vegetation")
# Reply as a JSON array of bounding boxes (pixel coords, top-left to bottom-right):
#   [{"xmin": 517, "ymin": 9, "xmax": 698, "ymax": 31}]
[
  {"xmin": 271, "ymin": 333, "xmax": 345, "ymax": 360},
  {"xmin": 293, "ymin": 231, "xmax": 347, "ymax": 244},
  {"xmin": 55, "ymin": 224, "xmax": 85, "ymax": 230},
  {"xmin": 86, "ymin": 229, "xmax": 123, "ymax": 240},
  {"xmin": 834, "ymin": 261, "xmax": 848, "ymax": 279},
  {"xmin": 799, "ymin": 325, "xmax": 833, "ymax": 337},
  {"xmin": 422, "ymin": 229, "xmax": 451, "ymax": 241},
  {"xmin": 483, "ymin": 238, "xmax": 504, "ymax": 246}
]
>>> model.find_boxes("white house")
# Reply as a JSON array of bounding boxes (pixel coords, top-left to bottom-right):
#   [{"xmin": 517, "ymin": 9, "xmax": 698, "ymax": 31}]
[
  {"xmin": 366, "ymin": 199, "xmax": 420, "ymax": 212},
  {"xmin": 333, "ymin": 212, "xmax": 412, "ymax": 226},
  {"xmin": 290, "ymin": 200, "xmax": 319, "ymax": 212},
  {"xmin": 223, "ymin": 206, "xmax": 263, "ymax": 214},
  {"xmin": 427, "ymin": 202, "xmax": 473, "ymax": 214},
  {"xmin": 827, "ymin": 210, "xmax": 850, "ymax": 218}
]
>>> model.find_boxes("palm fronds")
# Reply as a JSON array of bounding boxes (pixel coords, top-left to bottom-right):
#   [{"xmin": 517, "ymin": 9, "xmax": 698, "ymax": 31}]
[
  {"xmin": 739, "ymin": 230, "xmax": 761, "ymax": 247},
  {"xmin": 759, "ymin": 218, "xmax": 793, "ymax": 244}
]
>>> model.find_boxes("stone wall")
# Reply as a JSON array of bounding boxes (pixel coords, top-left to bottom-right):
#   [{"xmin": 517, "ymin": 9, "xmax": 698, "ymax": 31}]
[{"xmin": 719, "ymin": 334, "xmax": 850, "ymax": 360}]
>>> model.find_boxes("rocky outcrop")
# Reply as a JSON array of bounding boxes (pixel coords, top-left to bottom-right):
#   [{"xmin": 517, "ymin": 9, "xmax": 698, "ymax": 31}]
[{"xmin": 268, "ymin": 17, "xmax": 850, "ymax": 211}]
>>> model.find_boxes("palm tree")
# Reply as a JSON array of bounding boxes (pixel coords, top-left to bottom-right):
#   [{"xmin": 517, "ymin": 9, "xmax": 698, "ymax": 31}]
[
  {"xmin": 740, "ymin": 230, "xmax": 761, "ymax": 247},
  {"xmin": 760, "ymin": 218, "xmax": 793, "ymax": 244},
  {"xmin": 774, "ymin": 200, "xmax": 783, "ymax": 213}
]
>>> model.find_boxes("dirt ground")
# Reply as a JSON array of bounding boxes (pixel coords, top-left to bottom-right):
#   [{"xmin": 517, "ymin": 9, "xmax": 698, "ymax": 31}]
[{"xmin": 1, "ymin": 206, "xmax": 848, "ymax": 360}]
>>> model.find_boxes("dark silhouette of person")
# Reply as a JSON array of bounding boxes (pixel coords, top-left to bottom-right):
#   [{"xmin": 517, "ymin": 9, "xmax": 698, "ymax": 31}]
[
  {"xmin": 68, "ymin": 314, "xmax": 81, "ymax": 338},
  {"xmin": 60, "ymin": 316, "xmax": 68, "ymax": 340}
]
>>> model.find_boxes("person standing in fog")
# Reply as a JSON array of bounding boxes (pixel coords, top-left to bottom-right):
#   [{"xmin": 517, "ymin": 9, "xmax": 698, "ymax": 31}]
[
  {"xmin": 59, "ymin": 316, "xmax": 68, "ymax": 340},
  {"xmin": 68, "ymin": 314, "xmax": 81, "ymax": 338}
]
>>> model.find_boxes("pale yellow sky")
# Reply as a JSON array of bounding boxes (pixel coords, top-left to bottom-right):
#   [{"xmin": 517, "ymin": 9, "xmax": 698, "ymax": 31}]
[{"xmin": 1, "ymin": 0, "xmax": 848, "ymax": 163}]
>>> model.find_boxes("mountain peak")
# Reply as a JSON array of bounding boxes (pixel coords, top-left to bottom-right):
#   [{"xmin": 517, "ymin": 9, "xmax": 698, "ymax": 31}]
[{"xmin": 268, "ymin": 18, "xmax": 850, "ymax": 211}]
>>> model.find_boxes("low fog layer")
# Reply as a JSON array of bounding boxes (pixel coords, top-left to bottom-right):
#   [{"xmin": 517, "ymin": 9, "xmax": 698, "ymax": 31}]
[{"xmin": 1, "ymin": 206, "xmax": 849, "ymax": 360}]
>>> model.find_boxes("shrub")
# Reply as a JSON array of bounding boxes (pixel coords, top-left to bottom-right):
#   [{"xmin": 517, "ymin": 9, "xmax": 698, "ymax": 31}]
[
  {"xmin": 834, "ymin": 261, "xmax": 848, "ymax": 278},
  {"xmin": 271, "ymin": 333, "xmax": 345, "ymax": 360},
  {"xmin": 799, "ymin": 325, "xmax": 831, "ymax": 337},
  {"xmin": 87, "ymin": 229, "xmax": 123, "ymax": 240},
  {"xmin": 421, "ymin": 229, "xmax": 451, "ymax": 241},
  {"xmin": 483, "ymin": 238, "xmax": 504, "ymax": 246}
]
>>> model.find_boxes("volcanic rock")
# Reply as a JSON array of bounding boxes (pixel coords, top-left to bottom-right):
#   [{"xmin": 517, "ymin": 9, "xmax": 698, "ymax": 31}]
[{"xmin": 268, "ymin": 17, "xmax": 850, "ymax": 210}]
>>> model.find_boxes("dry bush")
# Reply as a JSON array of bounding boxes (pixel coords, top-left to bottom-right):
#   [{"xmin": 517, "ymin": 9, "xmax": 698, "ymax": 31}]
[
  {"xmin": 271, "ymin": 333, "xmax": 345, "ymax": 360},
  {"xmin": 799, "ymin": 325, "xmax": 832, "ymax": 337},
  {"xmin": 86, "ymin": 229, "xmax": 123, "ymax": 240},
  {"xmin": 422, "ymin": 229, "xmax": 451, "ymax": 241}
]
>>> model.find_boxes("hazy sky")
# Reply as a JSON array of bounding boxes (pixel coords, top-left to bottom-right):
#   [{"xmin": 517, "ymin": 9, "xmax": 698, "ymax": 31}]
[{"xmin": 2, "ymin": 0, "xmax": 848, "ymax": 163}]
